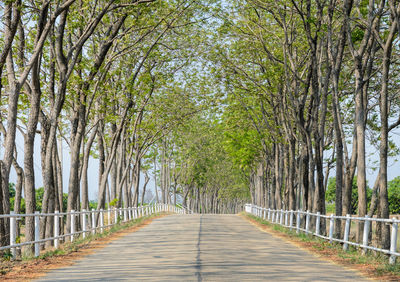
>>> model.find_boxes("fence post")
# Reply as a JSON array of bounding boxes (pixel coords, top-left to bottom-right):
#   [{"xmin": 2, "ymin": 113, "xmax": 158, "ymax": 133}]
[
  {"xmin": 100, "ymin": 209, "xmax": 104, "ymax": 233},
  {"xmin": 315, "ymin": 212, "xmax": 321, "ymax": 236},
  {"xmin": 289, "ymin": 210, "xmax": 294, "ymax": 230},
  {"xmin": 362, "ymin": 215, "xmax": 370, "ymax": 254},
  {"xmin": 329, "ymin": 214, "xmax": 334, "ymax": 243},
  {"xmin": 82, "ymin": 210, "xmax": 87, "ymax": 239},
  {"xmin": 343, "ymin": 214, "xmax": 351, "ymax": 251},
  {"xmin": 124, "ymin": 208, "xmax": 127, "ymax": 222},
  {"xmin": 280, "ymin": 210, "xmax": 284, "ymax": 225},
  {"xmin": 296, "ymin": 211, "xmax": 301, "ymax": 234},
  {"xmin": 34, "ymin": 211, "xmax": 40, "ymax": 257},
  {"xmin": 305, "ymin": 211, "xmax": 310, "ymax": 233},
  {"xmin": 108, "ymin": 209, "xmax": 111, "ymax": 226},
  {"xmin": 114, "ymin": 207, "xmax": 118, "ymax": 224},
  {"xmin": 128, "ymin": 207, "xmax": 132, "ymax": 220},
  {"xmin": 284, "ymin": 211, "xmax": 288, "ymax": 226},
  {"xmin": 54, "ymin": 211, "xmax": 59, "ymax": 249},
  {"xmin": 267, "ymin": 209, "xmax": 271, "ymax": 221},
  {"xmin": 71, "ymin": 210, "xmax": 75, "ymax": 242},
  {"xmin": 91, "ymin": 209, "xmax": 96, "ymax": 235},
  {"xmin": 10, "ymin": 211, "xmax": 16, "ymax": 259},
  {"xmin": 389, "ymin": 218, "xmax": 398, "ymax": 264}
]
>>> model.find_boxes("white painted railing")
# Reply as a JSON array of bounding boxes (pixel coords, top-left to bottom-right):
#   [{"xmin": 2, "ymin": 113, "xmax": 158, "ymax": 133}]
[
  {"xmin": 0, "ymin": 203, "xmax": 189, "ymax": 259},
  {"xmin": 245, "ymin": 203, "xmax": 399, "ymax": 265}
]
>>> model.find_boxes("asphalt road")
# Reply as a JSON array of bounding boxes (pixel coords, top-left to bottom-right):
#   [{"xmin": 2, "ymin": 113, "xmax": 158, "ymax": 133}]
[{"xmin": 38, "ymin": 214, "xmax": 369, "ymax": 281}]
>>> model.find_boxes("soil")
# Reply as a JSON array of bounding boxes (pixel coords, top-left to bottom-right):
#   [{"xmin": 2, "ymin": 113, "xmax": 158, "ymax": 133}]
[
  {"xmin": 241, "ymin": 214, "xmax": 400, "ymax": 282},
  {"xmin": 0, "ymin": 214, "xmax": 167, "ymax": 281}
]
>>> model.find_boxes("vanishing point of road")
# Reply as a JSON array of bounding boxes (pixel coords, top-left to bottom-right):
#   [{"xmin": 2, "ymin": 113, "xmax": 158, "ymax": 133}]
[{"xmin": 38, "ymin": 214, "xmax": 369, "ymax": 281}]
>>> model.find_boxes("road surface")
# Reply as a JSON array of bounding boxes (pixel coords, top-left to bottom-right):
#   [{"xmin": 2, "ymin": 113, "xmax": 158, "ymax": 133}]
[{"xmin": 38, "ymin": 214, "xmax": 369, "ymax": 281}]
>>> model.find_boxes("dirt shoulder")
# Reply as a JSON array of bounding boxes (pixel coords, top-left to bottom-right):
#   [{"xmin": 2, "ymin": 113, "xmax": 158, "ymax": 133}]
[
  {"xmin": 1, "ymin": 214, "xmax": 167, "ymax": 281},
  {"xmin": 240, "ymin": 213, "xmax": 400, "ymax": 281}
]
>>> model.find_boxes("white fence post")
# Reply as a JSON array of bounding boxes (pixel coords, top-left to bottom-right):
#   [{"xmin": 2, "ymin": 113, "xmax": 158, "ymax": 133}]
[
  {"xmin": 54, "ymin": 211, "xmax": 59, "ymax": 248},
  {"xmin": 296, "ymin": 211, "xmax": 301, "ymax": 234},
  {"xmin": 329, "ymin": 214, "xmax": 334, "ymax": 243},
  {"xmin": 128, "ymin": 207, "xmax": 132, "ymax": 220},
  {"xmin": 389, "ymin": 218, "xmax": 398, "ymax": 264},
  {"xmin": 71, "ymin": 210, "xmax": 75, "ymax": 242},
  {"xmin": 82, "ymin": 210, "xmax": 87, "ymax": 239},
  {"xmin": 289, "ymin": 210, "xmax": 293, "ymax": 230},
  {"xmin": 267, "ymin": 209, "xmax": 271, "ymax": 220},
  {"xmin": 124, "ymin": 208, "xmax": 127, "ymax": 222},
  {"xmin": 280, "ymin": 210, "xmax": 283, "ymax": 225},
  {"xmin": 91, "ymin": 209, "xmax": 96, "ymax": 235},
  {"xmin": 34, "ymin": 211, "xmax": 40, "ymax": 257},
  {"xmin": 343, "ymin": 214, "xmax": 351, "ymax": 251},
  {"xmin": 362, "ymin": 216, "xmax": 370, "ymax": 254},
  {"xmin": 305, "ymin": 211, "xmax": 310, "ymax": 233},
  {"xmin": 114, "ymin": 207, "xmax": 118, "ymax": 224},
  {"xmin": 100, "ymin": 209, "xmax": 104, "ymax": 233},
  {"xmin": 315, "ymin": 212, "xmax": 321, "ymax": 236},
  {"xmin": 284, "ymin": 211, "xmax": 288, "ymax": 226},
  {"xmin": 10, "ymin": 211, "xmax": 16, "ymax": 259}
]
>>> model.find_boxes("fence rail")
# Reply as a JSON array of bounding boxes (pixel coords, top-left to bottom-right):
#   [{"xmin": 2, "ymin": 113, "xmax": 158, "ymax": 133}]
[
  {"xmin": 245, "ymin": 204, "xmax": 399, "ymax": 265},
  {"xmin": 1, "ymin": 203, "xmax": 189, "ymax": 259}
]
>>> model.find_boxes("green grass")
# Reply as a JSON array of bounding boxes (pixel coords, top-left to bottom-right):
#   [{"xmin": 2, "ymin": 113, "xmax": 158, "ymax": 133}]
[{"xmin": 242, "ymin": 212, "xmax": 400, "ymax": 279}]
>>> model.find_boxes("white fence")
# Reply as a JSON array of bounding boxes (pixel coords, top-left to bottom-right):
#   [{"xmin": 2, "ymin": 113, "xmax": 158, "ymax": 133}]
[
  {"xmin": 0, "ymin": 203, "xmax": 188, "ymax": 259},
  {"xmin": 245, "ymin": 203, "xmax": 399, "ymax": 265}
]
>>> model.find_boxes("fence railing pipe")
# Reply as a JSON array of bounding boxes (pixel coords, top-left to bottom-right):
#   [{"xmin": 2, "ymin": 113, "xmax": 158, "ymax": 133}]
[
  {"xmin": 390, "ymin": 218, "xmax": 398, "ymax": 265},
  {"xmin": 34, "ymin": 211, "xmax": 40, "ymax": 257}
]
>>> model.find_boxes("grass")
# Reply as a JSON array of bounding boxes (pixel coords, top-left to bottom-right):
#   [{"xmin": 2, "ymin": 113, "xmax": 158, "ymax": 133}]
[{"xmin": 242, "ymin": 212, "xmax": 400, "ymax": 280}]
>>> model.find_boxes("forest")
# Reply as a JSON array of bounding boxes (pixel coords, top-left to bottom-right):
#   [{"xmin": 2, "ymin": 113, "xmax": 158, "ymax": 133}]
[{"xmin": 0, "ymin": 0, "xmax": 400, "ymax": 253}]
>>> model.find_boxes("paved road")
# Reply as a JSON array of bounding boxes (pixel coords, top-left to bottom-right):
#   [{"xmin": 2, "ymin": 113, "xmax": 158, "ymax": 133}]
[{"xmin": 38, "ymin": 214, "xmax": 369, "ymax": 281}]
